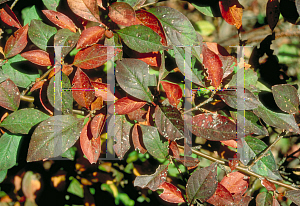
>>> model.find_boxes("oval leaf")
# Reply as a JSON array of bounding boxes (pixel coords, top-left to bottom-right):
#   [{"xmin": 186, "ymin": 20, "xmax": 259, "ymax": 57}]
[
  {"xmin": 132, "ymin": 124, "xmax": 147, "ymax": 154},
  {"xmin": 76, "ymin": 26, "xmax": 105, "ymax": 49},
  {"xmin": 158, "ymin": 182, "xmax": 185, "ymax": 203},
  {"xmin": 108, "ymin": 2, "xmax": 136, "ymax": 26},
  {"xmin": 220, "ymin": 171, "xmax": 248, "ymax": 194},
  {"xmin": 21, "ymin": 50, "xmax": 52, "ymax": 66},
  {"xmin": 256, "ymin": 192, "xmax": 273, "ymax": 206},
  {"xmin": 0, "ymin": 78, "xmax": 20, "ymax": 111},
  {"xmin": 285, "ymin": 190, "xmax": 300, "ymax": 205},
  {"xmin": 90, "ymin": 113, "xmax": 106, "ymax": 139},
  {"xmin": 114, "ymin": 97, "xmax": 147, "ymax": 115},
  {"xmin": 116, "ymin": 58, "xmax": 157, "ymax": 102},
  {"xmin": 186, "ymin": 162, "xmax": 218, "ymax": 204},
  {"xmin": 4, "ymin": 24, "xmax": 29, "ymax": 59},
  {"xmin": 207, "ymin": 183, "xmax": 234, "ymax": 206},
  {"xmin": 92, "ymin": 82, "xmax": 116, "ymax": 101},
  {"xmin": 27, "ymin": 115, "xmax": 85, "ymax": 162},
  {"xmin": 272, "ymin": 84, "xmax": 299, "ymax": 114},
  {"xmin": 0, "ymin": 108, "xmax": 49, "ymax": 134},
  {"xmin": 219, "ymin": 0, "xmax": 243, "ymax": 29},
  {"xmin": 190, "ymin": 113, "xmax": 236, "ymax": 141},
  {"xmin": 67, "ymin": 0, "xmax": 100, "ymax": 22},
  {"xmin": 54, "ymin": 29, "xmax": 80, "ymax": 59},
  {"xmin": 266, "ymin": 0, "xmax": 280, "ymax": 31},
  {"xmin": 160, "ymin": 81, "xmax": 182, "ymax": 107},
  {"xmin": 72, "ymin": 67, "xmax": 95, "ymax": 109},
  {"xmin": 0, "ymin": 5, "xmax": 21, "ymax": 28},
  {"xmin": 42, "ymin": 10, "xmax": 77, "ymax": 33}
]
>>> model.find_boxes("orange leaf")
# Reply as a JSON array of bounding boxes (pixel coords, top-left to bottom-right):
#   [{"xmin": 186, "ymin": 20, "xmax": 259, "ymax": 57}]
[
  {"xmin": 266, "ymin": 0, "xmax": 280, "ymax": 31},
  {"xmin": 42, "ymin": 10, "xmax": 77, "ymax": 33},
  {"xmin": 4, "ymin": 24, "xmax": 28, "ymax": 58},
  {"xmin": 0, "ymin": 5, "xmax": 21, "ymax": 28},
  {"xmin": 158, "ymin": 182, "xmax": 185, "ymax": 203},
  {"xmin": 92, "ymin": 82, "xmax": 116, "ymax": 101},
  {"xmin": 219, "ymin": 0, "xmax": 243, "ymax": 29},
  {"xmin": 113, "ymin": 97, "xmax": 147, "ymax": 115},
  {"xmin": 76, "ymin": 26, "xmax": 105, "ymax": 49},
  {"xmin": 108, "ymin": 2, "xmax": 136, "ymax": 26},
  {"xmin": 21, "ymin": 50, "xmax": 52, "ymax": 66},
  {"xmin": 30, "ymin": 80, "xmax": 47, "ymax": 92},
  {"xmin": 160, "ymin": 81, "xmax": 182, "ymax": 107},
  {"xmin": 90, "ymin": 113, "xmax": 106, "ymax": 139},
  {"xmin": 91, "ymin": 96, "xmax": 103, "ymax": 111},
  {"xmin": 207, "ymin": 183, "xmax": 234, "ymax": 206},
  {"xmin": 67, "ymin": 0, "xmax": 100, "ymax": 22},
  {"xmin": 221, "ymin": 139, "xmax": 237, "ymax": 148},
  {"xmin": 220, "ymin": 171, "xmax": 249, "ymax": 195},
  {"xmin": 202, "ymin": 43, "xmax": 223, "ymax": 88}
]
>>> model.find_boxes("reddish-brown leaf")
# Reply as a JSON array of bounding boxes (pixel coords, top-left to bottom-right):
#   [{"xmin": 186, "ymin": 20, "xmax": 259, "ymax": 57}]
[
  {"xmin": 42, "ymin": 10, "xmax": 77, "ymax": 33},
  {"xmin": 260, "ymin": 177, "xmax": 276, "ymax": 192},
  {"xmin": 4, "ymin": 24, "xmax": 29, "ymax": 58},
  {"xmin": 127, "ymin": 109, "xmax": 147, "ymax": 122},
  {"xmin": 0, "ymin": 5, "xmax": 21, "ymax": 28},
  {"xmin": 67, "ymin": 0, "xmax": 100, "ymax": 22},
  {"xmin": 202, "ymin": 43, "xmax": 223, "ymax": 88},
  {"xmin": 90, "ymin": 113, "xmax": 106, "ymax": 139},
  {"xmin": 73, "ymin": 44, "xmax": 121, "ymax": 69},
  {"xmin": 113, "ymin": 97, "xmax": 147, "ymax": 115},
  {"xmin": 158, "ymin": 182, "xmax": 185, "ymax": 203},
  {"xmin": 80, "ymin": 119, "xmax": 101, "ymax": 164},
  {"xmin": 177, "ymin": 156, "xmax": 200, "ymax": 168},
  {"xmin": 233, "ymin": 193, "xmax": 252, "ymax": 206},
  {"xmin": 91, "ymin": 82, "xmax": 116, "ymax": 101},
  {"xmin": 221, "ymin": 139, "xmax": 237, "ymax": 148},
  {"xmin": 207, "ymin": 183, "xmax": 234, "ymax": 206},
  {"xmin": 169, "ymin": 141, "xmax": 180, "ymax": 159},
  {"xmin": 0, "ymin": 79, "xmax": 20, "ymax": 111},
  {"xmin": 135, "ymin": 10, "xmax": 167, "ymax": 46},
  {"xmin": 91, "ymin": 96, "xmax": 103, "ymax": 111},
  {"xmin": 160, "ymin": 81, "xmax": 182, "ymax": 108},
  {"xmin": 132, "ymin": 124, "xmax": 147, "ymax": 154},
  {"xmin": 39, "ymin": 81, "xmax": 53, "ymax": 115},
  {"xmin": 76, "ymin": 26, "xmax": 105, "ymax": 49},
  {"xmin": 21, "ymin": 50, "xmax": 52, "ymax": 66},
  {"xmin": 72, "ymin": 68, "xmax": 95, "ymax": 109},
  {"xmin": 220, "ymin": 171, "xmax": 249, "ymax": 195},
  {"xmin": 272, "ymin": 196, "xmax": 280, "ymax": 206},
  {"xmin": 108, "ymin": 2, "xmax": 136, "ymax": 26},
  {"xmin": 30, "ymin": 80, "xmax": 47, "ymax": 92},
  {"xmin": 219, "ymin": 0, "xmax": 243, "ymax": 29},
  {"xmin": 228, "ymin": 153, "xmax": 240, "ymax": 171},
  {"xmin": 62, "ymin": 64, "xmax": 74, "ymax": 76},
  {"xmin": 266, "ymin": 0, "xmax": 280, "ymax": 31},
  {"xmin": 104, "ymin": 30, "xmax": 114, "ymax": 38},
  {"xmin": 127, "ymin": 50, "xmax": 161, "ymax": 67}
]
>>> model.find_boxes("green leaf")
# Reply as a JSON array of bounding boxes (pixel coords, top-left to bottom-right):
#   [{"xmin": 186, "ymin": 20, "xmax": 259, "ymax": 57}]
[
  {"xmin": 42, "ymin": 0, "xmax": 60, "ymax": 11},
  {"xmin": 194, "ymin": 20, "xmax": 215, "ymax": 36},
  {"xmin": 116, "ymin": 58, "xmax": 157, "ymax": 102},
  {"xmin": 61, "ymin": 146, "xmax": 77, "ymax": 161},
  {"xmin": 54, "ymin": 29, "xmax": 80, "ymax": 59},
  {"xmin": 0, "ymin": 132, "xmax": 23, "ymax": 171},
  {"xmin": 240, "ymin": 136, "xmax": 282, "ymax": 180},
  {"xmin": 192, "ymin": 3, "xmax": 214, "ymax": 17},
  {"xmin": 228, "ymin": 69, "xmax": 259, "ymax": 92},
  {"xmin": 47, "ymin": 73, "xmax": 73, "ymax": 114},
  {"xmin": 67, "ymin": 177, "xmax": 84, "ymax": 198},
  {"xmin": 2, "ymin": 55, "xmax": 40, "ymax": 88},
  {"xmin": 253, "ymin": 105, "xmax": 300, "ymax": 134},
  {"xmin": 186, "ymin": 163, "xmax": 218, "ymax": 204},
  {"xmin": 0, "ymin": 70, "xmax": 9, "ymax": 84},
  {"xmin": 0, "ymin": 108, "xmax": 49, "ymax": 134},
  {"xmin": 21, "ymin": 6, "xmax": 42, "ymax": 26},
  {"xmin": 117, "ymin": 0, "xmax": 145, "ymax": 8},
  {"xmin": 27, "ymin": 115, "xmax": 85, "ymax": 162},
  {"xmin": 285, "ymin": 190, "xmax": 300, "ymax": 205},
  {"xmin": 148, "ymin": 6, "xmax": 199, "ymax": 46},
  {"xmin": 0, "ymin": 170, "xmax": 7, "ymax": 183},
  {"xmin": 272, "ymin": 84, "xmax": 299, "ymax": 114},
  {"xmin": 28, "ymin": 19, "xmax": 57, "ymax": 51},
  {"xmin": 140, "ymin": 125, "xmax": 168, "ymax": 159},
  {"xmin": 256, "ymin": 192, "xmax": 273, "ymax": 205},
  {"xmin": 117, "ymin": 25, "xmax": 164, "ymax": 53}
]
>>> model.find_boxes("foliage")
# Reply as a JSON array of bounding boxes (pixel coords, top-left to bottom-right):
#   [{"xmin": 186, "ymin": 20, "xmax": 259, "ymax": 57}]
[{"xmin": 0, "ymin": 0, "xmax": 300, "ymax": 205}]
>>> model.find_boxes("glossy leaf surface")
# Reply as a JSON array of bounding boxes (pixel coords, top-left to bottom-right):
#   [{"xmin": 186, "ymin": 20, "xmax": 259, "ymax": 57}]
[
  {"xmin": 206, "ymin": 183, "xmax": 234, "ymax": 206},
  {"xmin": 0, "ymin": 78, "xmax": 20, "ymax": 111},
  {"xmin": 109, "ymin": 2, "xmax": 136, "ymax": 26},
  {"xmin": 220, "ymin": 171, "xmax": 248, "ymax": 194},
  {"xmin": 4, "ymin": 24, "xmax": 28, "ymax": 58},
  {"xmin": 67, "ymin": 0, "xmax": 100, "ymax": 22},
  {"xmin": 160, "ymin": 81, "xmax": 182, "ymax": 107},
  {"xmin": 42, "ymin": 10, "xmax": 77, "ymax": 32},
  {"xmin": 272, "ymin": 84, "xmax": 299, "ymax": 114},
  {"xmin": 21, "ymin": 50, "xmax": 52, "ymax": 66},
  {"xmin": 114, "ymin": 97, "xmax": 147, "ymax": 115},
  {"xmin": 76, "ymin": 26, "xmax": 105, "ymax": 49},
  {"xmin": 54, "ymin": 29, "xmax": 79, "ymax": 59}
]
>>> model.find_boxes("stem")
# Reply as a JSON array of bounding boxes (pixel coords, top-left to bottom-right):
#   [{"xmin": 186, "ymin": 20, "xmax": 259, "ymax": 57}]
[
  {"xmin": 20, "ymin": 95, "xmax": 34, "ymax": 103},
  {"xmin": 248, "ymin": 131, "xmax": 287, "ymax": 169},
  {"xmin": 139, "ymin": 1, "xmax": 158, "ymax": 8},
  {"xmin": 177, "ymin": 145, "xmax": 298, "ymax": 191},
  {"xmin": 183, "ymin": 91, "xmax": 216, "ymax": 114},
  {"xmin": 10, "ymin": 0, "xmax": 19, "ymax": 10}
]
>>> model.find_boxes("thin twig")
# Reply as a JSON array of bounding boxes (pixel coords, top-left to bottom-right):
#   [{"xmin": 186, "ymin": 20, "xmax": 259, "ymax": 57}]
[
  {"xmin": 10, "ymin": 0, "xmax": 18, "ymax": 10},
  {"xmin": 248, "ymin": 131, "xmax": 287, "ymax": 169},
  {"xmin": 183, "ymin": 91, "xmax": 216, "ymax": 114},
  {"xmin": 177, "ymin": 145, "xmax": 299, "ymax": 191},
  {"xmin": 139, "ymin": 1, "xmax": 158, "ymax": 8},
  {"xmin": 20, "ymin": 95, "xmax": 34, "ymax": 103}
]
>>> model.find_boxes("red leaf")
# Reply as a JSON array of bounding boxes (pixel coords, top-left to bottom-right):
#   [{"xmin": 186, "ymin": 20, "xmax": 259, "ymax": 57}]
[
  {"xmin": 21, "ymin": 50, "xmax": 52, "ymax": 66},
  {"xmin": 73, "ymin": 44, "xmax": 121, "ymax": 69},
  {"xmin": 4, "ymin": 24, "xmax": 29, "ymax": 58},
  {"xmin": 158, "ymin": 182, "xmax": 185, "ymax": 203},
  {"xmin": 72, "ymin": 68, "xmax": 95, "ymax": 109},
  {"xmin": 207, "ymin": 183, "xmax": 234, "ymax": 206},
  {"xmin": 42, "ymin": 10, "xmax": 77, "ymax": 33},
  {"xmin": 260, "ymin": 177, "xmax": 276, "ymax": 192},
  {"xmin": 233, "ymin": 193, "xmax": 252, "ymax": 206},
  {"xmin": 219, "ymin": 0, "xmax": 243, "ymax": 29},
  {"xmin": 76, "ymin": 26, "xmax": 105, "ymax": 49},
  {"xmin": 132, "ymin": 124, "xmax": 147, "ymax": 154},
  {"xmin": 220, "ymin": 171, "xmax": 249, "ymax": 195},
  {"xmin": 91, "ymin": 96, "xmax": 103, "ymax": 111},
  {"xmin": 266, "ymin": 0, "xmax": 280, "ymax": 31},
  {"xmin": 0, "ymin": 5, "xmax": 21, "ymax": 28},
  {"xmin": 127, "ymin": 109, "xmax": 147, "ymax": 122},
  {"xmin": 202, "ymin": 43, "xmax": 223, "ymax": 88},
  {"xmin": 221, "ymin": 139, "xmax": 237, "ymax": 148},
  {"xmin": 228, "ymin": 153, "xmax": 240, "ymax": 171},
  {"xmin": 67, "ymin": 0, "xmax": 100, "ymax": 23},
  {"xmin": 80, "ymin": 119, "xmax": 101, "ymax": 164},
  {"xmin": 112, "ymin": 97, "xmax": 147, "ymax": 115},
  {"xmin": 39, "ymin": 81, "xmax": 53, "ymax": 115},
  {"xmin": 169, "ymin": 141, "xmax": 180, "ymax": 159},
  {"xmin": 30, "ymin": 80, "xmax": 47, "ymax": 92},
  {"xmin": 126, "ymin": 50, "xmax": 161, "ymax": 67},
  {"xmin": 0, "ymin": 79, "xmax": 20, "ymax": 111},
  {"xmin": 160, "ymin": 81, "xmax": 182, "ymax": 107},
  {"xmin": 177, "ymin": 156, "xmax": 199, "ymax": 168},
  {"xmin": 108, "ymin": 2, "xmax": 136, "ymax": 26},
  {"xmin": 90, "ymin": 113, "xmax": 106, "ymax": 139},
  {"xmin": 91, "ymin": 82, "xmax": 116, "ymax": 101},
  {"xmin": 135, "ymin": 10, "xmax": 167, "ymax": 46}
]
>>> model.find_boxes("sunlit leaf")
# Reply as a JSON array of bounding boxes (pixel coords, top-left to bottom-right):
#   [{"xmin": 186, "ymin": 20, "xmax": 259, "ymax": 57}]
[
  {"xmin": 160, "ymin": 81, "xmax": 182, "ymax": 107},
  {"xmin": 219, "ymin": 0, "xmax": 243, "ymax": 29},
  {"xmin": 4, "ymin": 24, "xmax": 28, "ymax": 58},
  {"xmin": 67, "ymin": 0, "xmax": 100, "ymax": 22},
  {"xmin": 21, "ymin": 50, "xmax": 52, "ymax": 66},
  {"xmin": 109, "ymin": 2, "xmax": 136, "ymax": 26},
  {"xmin": 114, "ymin": 97, "xmax": 147, "ymax": 115},
  {"xmin": 54, "ymin": 29, "xmax": 79, "ymax": 59},
  {"xmin": 0, "ymin": 5, "xmax": 21, "ymax": 28},
  {"xmin": 186, "ymin": 163, "xmax": 218, "ymax": 204},
  {"xmin": 207, "ymin": 183, "xmax": 234, "ymax": 206},
  {"xmin": 27, "ymin": 115, "xmax": 85, "ymax": 162},
  {"xmin": 158, "ymin": 182, "xmax": 185, "ymax": 203},
  {"xmin": 42, "ymin": 10, "xmax": 77, "ymax": 33},
  {"xmin": 272, "ymin": 84, "xmax": 299, "ymax": 114},
  {"xmin": 0, "ymin": 108, "xmax": 49, "ymax": 134},
  {"xmin": 220, "ymin": 171, "xmax": 248, "ymax": 194},
  {"xmin": 76, "ymin": 26, "xmax": 105, "ymax": 49},
  {"xmin": 42, "ymin": 0, "xmax": 60, "ymax": 11},
  {"xmin": 92, "ymin": 82, "xmax": 116, "ymax": 101}
]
